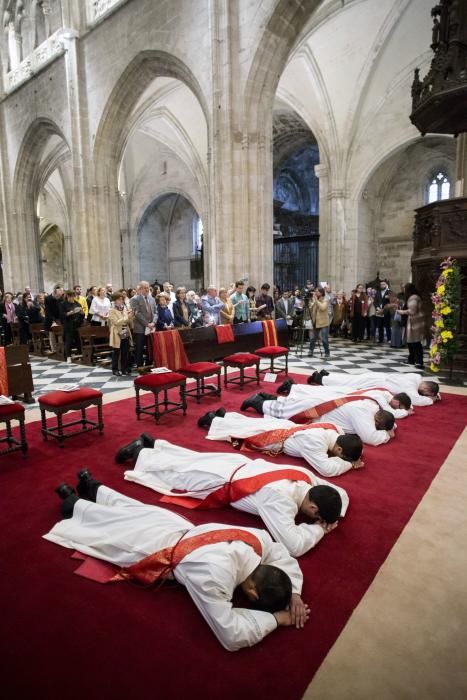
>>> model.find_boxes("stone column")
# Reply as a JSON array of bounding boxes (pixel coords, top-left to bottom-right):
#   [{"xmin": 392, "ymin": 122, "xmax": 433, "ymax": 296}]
[
  {"xmin": 455, "ymin": 132, "xmax": 467, "ymax": 197},
  {"xmin": 315, "ymin": 163, "xmax": 329, "ymax": 284}
]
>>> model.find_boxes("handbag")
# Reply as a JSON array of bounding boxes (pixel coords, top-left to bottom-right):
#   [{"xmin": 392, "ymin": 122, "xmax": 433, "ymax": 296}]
[
  {"xmin": 118, "ymin": 326, "xmax": 130, "ymax": 340},
  {"xmin": 394, "ymin": 311, "xmax": 402, "ymax": 323}
]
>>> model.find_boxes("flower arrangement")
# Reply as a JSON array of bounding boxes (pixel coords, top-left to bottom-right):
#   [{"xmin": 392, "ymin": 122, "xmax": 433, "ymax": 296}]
[{"xmin": 429, "ymin": 257, "xmax": 461, "ymax": 372}]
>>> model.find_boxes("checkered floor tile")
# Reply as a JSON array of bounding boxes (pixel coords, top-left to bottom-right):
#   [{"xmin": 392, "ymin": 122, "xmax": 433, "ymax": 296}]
[{"xmin": 23, "ymin": 337, "xmax": 463, "ymax": 410}]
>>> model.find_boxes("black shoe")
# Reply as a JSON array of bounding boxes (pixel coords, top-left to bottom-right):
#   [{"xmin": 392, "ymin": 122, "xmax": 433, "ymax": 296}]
[
  {"xmin": 112, "ymin": 370, "xmax": 122, "ymax": 377},
  {"xmin": 76, "ymin": 469, "xmax": 102, "ymax": 501},
  {"xmin": 115, "ymin": 437, "xmax": 145, "ymax": 464},
  {"xmin": 414, "ymin": 364, "xmax": 424, "ymax": 370},
  {"xmin": 277, "ymin": 378, "xmax": 295, "ymax": 396},
  {"xmin": 307, "ymin": 371, "xmax": 322, "ymax": 385},
  {"xmin": 240, "ymin": 394, "xmax": 267, "ymax": 414},
  {"xmin": 258, "ymin": 392, "xmax": 278, "ymax": 400},
  {"xmin": 140, "ymin": 433, "xmax": 156, "ymax": 448},
  {"xmin": 198, "ymin": 411, "xmax": 216, "ymax": 429},
  {"xmin": 215, "ymin": 407, "xmax": 226, "ymax": 418},
  {"xmin": 62, "ymin": 493, "xmax": 79, "ymax": 519},
  {"xmin": 55, "ymin": 483, "xmax": 76, "ymax": 500}
]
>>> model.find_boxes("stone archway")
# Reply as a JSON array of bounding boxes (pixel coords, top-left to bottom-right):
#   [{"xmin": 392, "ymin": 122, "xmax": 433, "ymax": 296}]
[{"xmin": 137, "ymin": 193, "xmax": 204, "ymax": 290}]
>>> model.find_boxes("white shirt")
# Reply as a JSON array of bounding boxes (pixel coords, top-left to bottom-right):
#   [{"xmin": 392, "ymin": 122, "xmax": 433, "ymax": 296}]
[
  {"xmin": 44, "ymin": 485, "xmax": 302, "ymax": 651},
  {"xmin": 264, "ymin": 385, "xmax": 391, "ymax": 446},
  {"xmin": 125, "ymin": 439, "xmax": 349, "ymax": 557},
  {"xmin": 89, "ymin": 296, "xmax": 111, "ymax": 325},
  {"xmin": 207, "ymin": 412, "xmax": 353, "ymax": 477}
]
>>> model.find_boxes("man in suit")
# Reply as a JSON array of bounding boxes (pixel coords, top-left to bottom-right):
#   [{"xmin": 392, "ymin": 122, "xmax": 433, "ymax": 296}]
[
  {"xmin": 374, "ymin": 279, "xmax": 391, "ymax": 343},
  {"xmin": 275, "ymin": 290, "xmax": 295, "ymax": 321},
  {"xmin": 130, "ymin": 281, "xmax": 156, "ymax": 367}
]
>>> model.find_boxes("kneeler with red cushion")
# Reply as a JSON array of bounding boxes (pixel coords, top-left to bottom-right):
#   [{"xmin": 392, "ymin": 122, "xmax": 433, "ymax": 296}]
[
  {"xmin": 38, "ymin": 387, "xmax": 103, "ymax": 447},
  {"xmin": 255, "ymin": 320, "xmax": 289, "ymax": 375},
  {"xmin": 148, "ymin": 330, "xmax": 221, "ymax": 404}
]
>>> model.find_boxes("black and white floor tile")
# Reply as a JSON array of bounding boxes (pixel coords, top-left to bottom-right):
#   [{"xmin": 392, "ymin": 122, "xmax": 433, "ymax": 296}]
[{"xmin": 25, "ymin": 337, "xmax": 463, "ymax": 410}]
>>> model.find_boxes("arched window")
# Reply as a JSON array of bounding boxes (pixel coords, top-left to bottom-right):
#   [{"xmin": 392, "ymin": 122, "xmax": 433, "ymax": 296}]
[
  {"xmin": 192, "ymin": 215, "xmax": 203, "ymax": 256},
  {"xmin": 427, "ymin": 172, "xmax": 450, "ymax": 203}
]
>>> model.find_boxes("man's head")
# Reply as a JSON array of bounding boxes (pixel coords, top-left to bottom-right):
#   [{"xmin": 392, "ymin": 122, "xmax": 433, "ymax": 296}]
[
  {"xmin": 73, "ymin": 285, "xmax": 82, "ymax": 296},
  {"xmin": 332, "ymin": 433, "xmax": 363, "ymax": 462},
  {"xmin": 207, "ymin": 285, "xmax": 217, "ymax": 298},
  {"xmin": 419, "ymin": 381, "xmax": 440, "ymax": 398},
  {"xmin": 380, "ymin": 279, "xmax": 388, "ymax": 290},
  {"xmin": 53, "ymin": 285, "xmax": 64, "ymax": 298},
  {"xmin": 106, "ymin": 283, "xmax": 113, "ymax": 293},
  {"xmin": 139, "ymin": 281, "xmax": 150, "ymax": 297},
  {"xmin": 163, "ymin": 281, "xmax": 171, "ymax": 293},
  {"xmin": 300, "ymin": 485, "xmax": 342, "ymax": 524},
  {"xmin": 235, "ymin": 281, "xmax": 244, "ymax": 293},
  {"xmin": 260, "ymin": 283, "xmax": 270, "ymax": 293},
  {"xmin": 282, "ymin": 290, "xmax": 291, "ymax": 300},
  {"xmin": 374, "ymin": 409, "xmax": 395, "ymax": 431},
  {"xmin": 390, "ymin": 392, "xmax": 412, "ymax": 410},
  {"xmin": 241, "ymin": 564, "xmax": 292, "ymax": 613}
]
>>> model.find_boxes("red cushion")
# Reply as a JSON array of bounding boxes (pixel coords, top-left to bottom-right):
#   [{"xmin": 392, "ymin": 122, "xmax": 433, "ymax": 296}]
[
  {"xmin": 180, "ymin": 362, "xmax": 220, "ymax": 376},
  {"xmin": 223, "ymin": 353, "xmax": 260, "ymax": 365},
  {"xmin": 0, "ymin": 402, "xmax": 25, "ymax": 418},
  {"xmin": 134, "ymin": 371, "xmax": 187, "ymax": 388},
  {"xmin": 255, "ymin": 346, "xmax": 289, "ymax": 356},
  {"xmin": 39, "ymin": 387, "xmax": 103, "ymax": 408}
]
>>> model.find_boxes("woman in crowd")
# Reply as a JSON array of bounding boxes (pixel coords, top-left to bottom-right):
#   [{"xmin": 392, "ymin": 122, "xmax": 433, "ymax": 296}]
[
  {"xmin": 119, "ymin": 288, "xmax": 131, "ymax": 310},
  {"xmin": 108, "ymin": 291, "xmax": 133, "ymax": 376},
  {"xmin": 219, "ymin": 287, "xmax": 236, "ymax": 324},
  {"xmin": 89, "ymin": 286, "xmax": 111, "ymax": 326},
  {"xmin": 398, "ymin": 283, "xmax": 425, "ymax": 368},
  {"xmin": 246, "ymin": 286, "xmax": 258, "ymax": 321},
  {"xmin": 309, "ymin": 287, "xmax": 330, "ymax": 358},
  {"xmin": 16, "ymin": 292, "xmax": 35, "ymax": 346},
  {"xmin": 331, "ymin": 291, "xmax": 347, "ymax": 337},
  {"xmin": 173, "ymin": 287, "xmax": 190, "ymax": 328},
  {"xmin": 186, "ymin": 290, "xmax": 203, "ymax": 327},
  {"xmin": 365, "ymin": 287, "xmax": 376, "ymax": 341},
  {"xmin": 349, "ymin": 284, "xmax": 368, "ymax": 343},
  {"xmin": 34, "ymin": 292, "xmax": 46, "ymax": 320},
  {"xmin": 155, "ymin": 292, "xmax": 174, "ymax": 330},
  {"xmin": 86, "ymin": 286, "xmax": 97, "ymax": 322},
  {"xmin": 61, "ymin": 290, "xmax": 84, "ymax": 363}
]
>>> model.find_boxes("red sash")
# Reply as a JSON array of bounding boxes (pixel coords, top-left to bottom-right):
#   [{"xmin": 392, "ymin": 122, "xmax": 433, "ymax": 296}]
[
  {"xmin": 160, "ymin": 464, "xmax": 312, "ymax": 510},
  {"xmin": 235, "ymin": 421, "xmax": 339, "ymax": 456},
  {"xmin": 113, "ymin": 528, "xmax": 262, "ymax": 585},
  {"xmin": 0, "ymin": 347, "xmax": 9, "ymax": 396},
  {"xmin": 290, "ymin": 389, "xmax": 389, "ymax": 424},
  {"xmin": 262, "ymin": 319, "xmax": 278, "ymax": 346},
  {"xmin": 148, "ymin": 329, "xmax": 189, "ymax": 369}
]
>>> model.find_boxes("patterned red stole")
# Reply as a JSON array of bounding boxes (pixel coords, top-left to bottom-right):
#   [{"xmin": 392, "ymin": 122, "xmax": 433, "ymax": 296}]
[
  {"xmin": 234, "ymin": 422, "xmax": 339, "ymax": 456},
  {"xmin": 290, "ymin": 388, "xmax": 390, "ymax": 424},
  {"xmin": 159, "ymin": 464, "xmax": 312, "ymax": 510},
  {"xmin": 148, "ymin": 329, "xmax": 188, "ymax": 370},
  {"xmin": 113, "ymin": 528, "xmax": 262, "ymax": 585},
  {"xmin": 262, "ymin": 319, "xmax": 279, "ymax": 346}
]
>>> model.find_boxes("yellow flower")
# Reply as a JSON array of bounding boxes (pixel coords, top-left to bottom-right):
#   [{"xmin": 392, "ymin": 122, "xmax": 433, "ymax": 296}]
[
  {"xmin": 441, "ymin": 306, "xmax": 452, "ymax": 315},
  {"xmin": 444, "ymin": 268, "xmax": 453, "ymax": 275},
  {"xmin": 435, "ymin": 319, "xmax": 444, "ymax": 328},
  {"xmin": 430, "ymin": 363, "xmax": 439, "ymax": 373},
  {"xmin": 441, "ymin": 330, "xmax": 453, "ymax": 343},
  {"xmin": 437, "ymin": 285, "xmax": 445, "ymax": 295},
  {"xmin": 431, "ymin": 344, "xmax": 438, "ymax": 354}
]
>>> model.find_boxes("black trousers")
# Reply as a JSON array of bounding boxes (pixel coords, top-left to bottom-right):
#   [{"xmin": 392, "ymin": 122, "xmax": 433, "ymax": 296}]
[
  {"xmin": 64, "ymin": 328, "xmax": 81, "ymax": 359},
  {"xmin": 376, "ymin": 314, "xmax": 391, "ymax": 342},
  {"xmin": 112, "ymin": 338, "xmax": 130, "ymax": 372},
  {"xmin": 351, "ymin": 315, "xmax": 365, "ymax": 341},
  {"xmin": 134, "ymin": 332, "xmax": 149, "ymax": 367},
  {"xmin": 407, "ymin": 341, "xmax": 423, "ymax": 366}
]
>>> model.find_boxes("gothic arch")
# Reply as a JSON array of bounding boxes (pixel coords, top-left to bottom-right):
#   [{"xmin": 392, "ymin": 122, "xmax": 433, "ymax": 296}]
[{"xmin": 93, "ymin": 50, "xmax": 210, "ymax": 183}]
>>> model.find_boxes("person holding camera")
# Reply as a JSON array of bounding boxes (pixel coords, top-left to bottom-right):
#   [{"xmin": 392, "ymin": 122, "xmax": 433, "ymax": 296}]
[{"xmin": 308, "ymin": 287, "xmax": 330, "ymax": 358}]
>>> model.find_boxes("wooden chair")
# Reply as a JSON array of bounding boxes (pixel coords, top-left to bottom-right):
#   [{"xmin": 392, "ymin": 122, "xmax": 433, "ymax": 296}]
[{"xmin": 255, "ymin": 320, "xmax": 289, "ymax": 375}]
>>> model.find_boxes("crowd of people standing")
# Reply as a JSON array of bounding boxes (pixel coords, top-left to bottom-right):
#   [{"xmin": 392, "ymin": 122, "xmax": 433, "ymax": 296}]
[{"xmin": 0, "ymin": 275, "xmax": 427, "ymax": 371}]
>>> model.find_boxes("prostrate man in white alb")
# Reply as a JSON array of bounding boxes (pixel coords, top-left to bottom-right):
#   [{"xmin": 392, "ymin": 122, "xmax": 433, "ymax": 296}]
[
  {"xmin": 116, "ymin": 437, "xmax": 349, "ymax": 558},
  {"xmin": 45, "ymin": 470, "xmax": 308, "ymax": 652},
  {"xmin": 195, "ymin": 410, "xmax": 364, "ymax": 478},
  {"xmin": 307, "ymin": 369, "xmax": 441, "ymax": 407},
  {"xmin": 241, "ymin": 385, "xmax": 397, "ymax": 447}
]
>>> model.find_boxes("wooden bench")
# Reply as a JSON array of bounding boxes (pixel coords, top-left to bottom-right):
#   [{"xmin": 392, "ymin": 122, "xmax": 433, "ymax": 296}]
[
  {"xmin": 2, "ymin": 344, "xmax": 34, "ymax": 403},
  {"xmin": 31, "ymin": 323, "xmax": 50, "ymax": 356},
  {"xmin": 79, "ymin": 326, "xmax": 112, "ymax": 366},
  {"xmin": 49, "ymin": 326, "xmax": 66, "ymax": 362}
]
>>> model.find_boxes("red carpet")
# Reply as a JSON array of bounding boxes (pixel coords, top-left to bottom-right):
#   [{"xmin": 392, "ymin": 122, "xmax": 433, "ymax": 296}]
[{"xmin": 1, "ymin": 375, "xmax": 466, "ymax": 700}]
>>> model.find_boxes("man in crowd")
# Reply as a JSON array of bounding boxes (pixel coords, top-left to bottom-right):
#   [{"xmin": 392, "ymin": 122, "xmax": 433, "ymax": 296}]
[
  {"xmin": 201, "ymin": 285, "xmax": 224, "ymax": 324},
  {"xmin": 230, "ymin": 280, "xmax": 250, "ymax": 323},
  {"xmin": 275, "ymin": 290, "xmax": 295, "ymax": 324},
  {"xmin": 45, "ymin": 471, "xmax": 308, "ymax": 651},
  {"xmin": 44, "ymin": 285, "xmax": 64, "ymax": 352},
  {"xmin": 73, "ymin": 285, "xmax": 88, "ymax": 317},
  {"xmin": 163, "ymin": 281, "xmax": 176, "ymax": 311},
  {"xmin": 241, "ymin": 384, "xmax": 396, "ymax": 446},
  {"xmin": 116, "ymin": 436, "xmax": 349, "ymax": 557},
  {"xmin": 196, "ymin": 410, "xmax": 364, "ymax": 477},
  {"xmin": 308, "ymin": 369, "xmax": 440, "ymax": 407},
  {"xmin": 374, "ymin": 279, "xmax": 391, "ymax": 343},
  {"xmin": 105, "ymin": 283, "xmax": 113, "ymax": 300},
  {"xmin": 255, "ymin": 283, "xmax": 274, "ymax": 320},
  {"xmin": 130, "ymin": 281, "xmax": 156, "ymax": 367}
]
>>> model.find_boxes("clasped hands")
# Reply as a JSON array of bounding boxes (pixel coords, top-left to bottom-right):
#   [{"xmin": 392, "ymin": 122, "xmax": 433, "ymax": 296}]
[{"xmin": 274, "ymin": 593, "xmax": 310, "ymax": 629}]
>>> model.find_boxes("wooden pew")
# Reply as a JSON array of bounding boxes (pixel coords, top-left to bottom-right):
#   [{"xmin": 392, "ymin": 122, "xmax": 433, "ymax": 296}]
[
  {"xmin": 79, "ymin": 326, "xmax": 112, "ymax": 366},
  {"xmin": 49, "ymin": 326, "xmax": 65, "ymax": 362},
  {"xmin": 2, "ymin": 344, "xmax": 34, "ymax": 403},
  {"xmin": 31, "ymin": 323, "xmax": 50, "ymax": 356}
]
